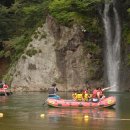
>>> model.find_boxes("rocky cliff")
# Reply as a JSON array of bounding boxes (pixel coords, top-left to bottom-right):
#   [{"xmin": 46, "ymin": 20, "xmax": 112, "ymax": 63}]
[{"xmin": 10, "ymin": 16, "xmax": 101, "ymax": 91}]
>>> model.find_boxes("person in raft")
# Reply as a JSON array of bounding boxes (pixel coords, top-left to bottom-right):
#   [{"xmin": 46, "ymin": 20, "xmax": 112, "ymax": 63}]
[
  {"xmin": 0, "ymin": 81, "xmax": 9, "ymax": 96},
  {"xmin": 48, "ymin": 83, "xmax": 60, "ymax": 99},
  {"xmin": 82, "ymin": 88, "xmax": 93, "ymax": 102},
  {"xmin": 72, "ymin": 89, "xmax": 78, "ymax": 100},
  {"xmin": 75, "ymin": 89, "xmax": 83, "ymax": 101},
  {"xmin": 92, "ymin": 86, "xmax": 112, "ymax": 102},
  {"xmin": 72, "ymin": 88, "xmax": 92, "ymax": 102}
]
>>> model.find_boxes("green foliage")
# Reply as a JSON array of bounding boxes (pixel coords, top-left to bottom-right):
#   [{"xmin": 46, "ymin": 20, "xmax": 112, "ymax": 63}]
[
  {"xmin": 49, "ymin": 0, "xmax": 102, "ymax": 25},
  {"xmin": 0, "ymin": 0, "xmax": 103, "ymax": 65},
  {"xmin": 15, "ymin": 0, "xmax": 43, "ymax": 4},
  {"xmin": 122, "ymin": 3, "xmax": 130, "ymax": 66},
  {"xmin": 84, "ymin": 41, "xmax": 101, "ymax": 55},
  {"xmin": 48, "ymin": 0, "xmax": 103, "ymax": 42},
  {"xmin": 26, "ymin": 48, "xmax": 38, "ymax": 57},
  {"xmin": 0, "ymin": 50, "xmax": 4, "ymax": 58},
  {"xmin": 0, "ymin": 35, "xmax": 30, "ymax": 60},
  {"xmin": 0, "ymin": 6, "xmax": 13, "ymax": 40},
  {"xmin": 0, "ymin": 0, "xmax": 50, "ymax": 40},
  {"xmin": 22, "ymin": 5, "xmax": 40, "ymax": 15},
  {"xmin": 3, "ymin": 72, "xmax": 13, "ymax": 85},
  {"xmin": 34, "ymin": 33, "xmax": 39, "ymax": 39},
  {"xmin": 126, "ymin": 33, "xmax": 130, "ymax": 44},
  {"xmin": 21, "ymin": 3, "xmax": 47, "ymax": 29},
  {"xmin": 127, "ymin": 8, "xmax": 130, "ymax": 13},
  {"xmin": 4, "ymin": 50, "xmax": 11, "ymax": 58},
  {"xmin": 0, "ymin": 0, "xmax": 50, "ymax": 62}
]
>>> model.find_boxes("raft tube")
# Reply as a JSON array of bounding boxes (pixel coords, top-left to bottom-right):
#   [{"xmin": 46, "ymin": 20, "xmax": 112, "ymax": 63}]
[
  {"xmin": 47, "ymin": 96, "xmax": 116, "ymax": 108},
  {"xmin": 0, "ymin": 89, "xmax": 13, "ymax": 96}
]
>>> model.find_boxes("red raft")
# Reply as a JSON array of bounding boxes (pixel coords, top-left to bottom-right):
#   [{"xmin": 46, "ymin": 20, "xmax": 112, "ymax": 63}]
[
  {"xmin": 0, "ymin": 85, "xmax": 13, "ymax": 96},
  {"xmin": 47, "ymin": 96, "xmax": 116, "ymax": 108}
]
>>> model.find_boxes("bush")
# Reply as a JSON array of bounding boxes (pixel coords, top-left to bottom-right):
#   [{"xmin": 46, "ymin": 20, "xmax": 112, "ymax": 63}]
[
  {"xmin": 0, "ymin": 50, "xmax": 4, "ymax": 58},
  {"xmin": 26, "ymin": 48, "xmax": 38, "ymax": 57},
  {"xmin": 83, "ymin": 41, "xmax": 101, "ymax": 55},
  {"xmin": 49, "ymin": 0, "xmax": 102, "ymax": 25}
]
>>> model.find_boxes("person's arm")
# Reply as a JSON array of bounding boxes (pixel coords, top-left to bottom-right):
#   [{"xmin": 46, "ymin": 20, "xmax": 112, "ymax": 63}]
[
  {"xmin": 102, "ymin": 86, "xmax": 112, "ymax": 91},
  {"xmin": 56, "ymin": 87, "xmax": 58, "ymax": 92},
  {"xmin": 97, "ymin": 92, "xmax": 100, "ymax": 100}
]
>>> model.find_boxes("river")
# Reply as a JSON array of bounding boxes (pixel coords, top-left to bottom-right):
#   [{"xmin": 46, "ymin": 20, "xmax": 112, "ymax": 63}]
[{"xmin": 0, "ymin": 92, "xmax": 130, "ymax": 130}]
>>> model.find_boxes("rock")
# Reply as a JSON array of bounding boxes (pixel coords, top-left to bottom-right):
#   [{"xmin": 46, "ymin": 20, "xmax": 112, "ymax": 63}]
[{"xmin": 10, "ymin": 16, "xmax": 101, "ymax": 91}]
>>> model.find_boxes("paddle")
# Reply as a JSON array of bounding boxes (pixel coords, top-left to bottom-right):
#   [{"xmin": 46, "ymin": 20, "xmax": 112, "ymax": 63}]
[
  {"xmin": 4, "ymin": 91, "xmax": 7, "ymax": 96},
  {"xmin": 102, "ymin": 85, "xmax": 116, "ymax": 91},
  {"xmin": 43, "ymin": 96, "xmax": 48, "ymax": 105}
]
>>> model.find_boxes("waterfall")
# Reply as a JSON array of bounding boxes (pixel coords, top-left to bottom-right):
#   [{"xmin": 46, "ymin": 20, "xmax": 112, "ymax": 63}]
[{"xmin": 103, "ymin": 0, "xmax": 121, "ymax": 91}]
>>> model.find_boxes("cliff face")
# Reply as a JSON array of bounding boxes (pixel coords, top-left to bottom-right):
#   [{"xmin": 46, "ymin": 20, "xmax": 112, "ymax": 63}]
[
  {"xmin": 117, "ymin": 0, "xmax": 130, "ymax": 91},
  {"xmin": 10, "ymin": 16, "xmax": 93, "ymax": 91}
]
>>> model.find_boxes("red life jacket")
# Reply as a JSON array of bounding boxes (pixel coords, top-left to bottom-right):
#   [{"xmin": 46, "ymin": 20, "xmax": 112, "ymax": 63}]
[
  {"xmin": 92, "ymin": 89, "xmax": 98, "ymax": 98},
  {"xmin": 3, "ymin": 84, "xmax": 9, "ymax": 89}
]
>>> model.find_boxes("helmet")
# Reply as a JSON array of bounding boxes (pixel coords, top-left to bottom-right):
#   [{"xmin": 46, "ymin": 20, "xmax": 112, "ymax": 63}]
[{"xmin": 52, "ymin": 83, "xmax": 56, "ymax": 87}]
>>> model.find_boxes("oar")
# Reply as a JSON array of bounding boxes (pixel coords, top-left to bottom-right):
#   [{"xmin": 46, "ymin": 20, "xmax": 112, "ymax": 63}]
[
  {"xmin": 43, "ymin": 97, "xmax": 48, "ymax": 105},
  {"xmin": 102, "ymin": 86, "xmax": 115, "ymax": 91},
  {"xmin": 4, "ymin": 92, "xmax": 7, "ymax": 96}
]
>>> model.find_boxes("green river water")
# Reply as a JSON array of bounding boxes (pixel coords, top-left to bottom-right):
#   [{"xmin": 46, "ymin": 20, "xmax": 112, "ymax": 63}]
[{"xmin": 0, "ymin": 92, "xmax": 130, "ymax": 130}]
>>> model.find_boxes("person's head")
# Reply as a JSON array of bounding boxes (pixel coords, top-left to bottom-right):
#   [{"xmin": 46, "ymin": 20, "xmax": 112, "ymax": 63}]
[
  {"xmin": 86, "ymin": 87, "xmax": 89, "ymax": 90},
  {"xmin": 98, "ymin": 87, "xmax": 102, "ymax": 90},
  {"xmin": 52, "ymin": 83, "xmax": 56, "ymax": 87},
  {"xmin": 96, "ymin": 87, "xmax": 99, "ymax": 90}
]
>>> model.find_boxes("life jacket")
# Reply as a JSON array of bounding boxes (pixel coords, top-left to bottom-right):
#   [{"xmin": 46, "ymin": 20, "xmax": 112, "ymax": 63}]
[
  {"xmin": 3, "ymin": 84, "xmax": 9, "ymax": 89},
  {"xmin": 48, "ymin": 87, "xmax": 56, "ymax": 95},
  {"xmin": 82, "ymin": 89, "xmax": 88, "ymax": 98},
  {"xmin": 76, "ymin": 93, "xmax": 83, "ymax": 101},
  {"xmin": 83, "ymin": 93, "xmax": 89, "ymax": 101},
  {"xmin": 92, "ymin": 89, "xmax": 98, "ymax": 98},
  {"xmin": 72, "ymin": 93, "xmax": 77, "ymax": 100}
]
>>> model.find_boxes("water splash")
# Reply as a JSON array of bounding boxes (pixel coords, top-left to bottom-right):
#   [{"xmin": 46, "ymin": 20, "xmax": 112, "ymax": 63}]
[{"xmin": 103, "ymin": 0, "xmax": 121, "ymax": 91}]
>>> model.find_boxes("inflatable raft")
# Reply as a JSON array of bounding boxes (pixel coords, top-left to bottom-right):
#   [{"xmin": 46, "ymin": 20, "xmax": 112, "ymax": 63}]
[
  {"xmin": 47, "ymin": 96, "xmax": 116, "ymax": 108},
  {"xmin": 0, "ymin": 92, "xmax": 13, "ymax": 96},
  {"xmin": 0, "ymin": 89, "xmax": 13, "ymax": 96}
]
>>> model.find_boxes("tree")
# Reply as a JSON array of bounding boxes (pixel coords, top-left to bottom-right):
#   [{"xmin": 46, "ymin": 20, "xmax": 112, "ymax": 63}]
[
  {"xmin": 0, "ymin": 0, "xmax": 14, "ymax": 7},
  {"xmin": 49, "ymin": 0, "xmax": 102, "ymax": 25}
]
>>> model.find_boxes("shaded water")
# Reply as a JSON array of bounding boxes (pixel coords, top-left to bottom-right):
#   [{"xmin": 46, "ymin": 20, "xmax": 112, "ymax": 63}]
[{"xmin": 0, "ymin": 92, "xmax": 130, "ymax": 130}]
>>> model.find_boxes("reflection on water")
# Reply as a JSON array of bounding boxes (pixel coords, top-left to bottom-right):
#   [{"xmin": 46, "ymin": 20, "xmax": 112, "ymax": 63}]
[
  {"xmin": 45, "ymin": 107, "xmax": 117, "ymax": 129},
  {"xmin": 0, "ymin": 96, "xmax": 8, "ymax": 103},
  {"xmin": 46, "ymin": 108, "xmax": 116, "ymax": 120},
  {"xmin": 0, "ymin": 92, "xmax": 130, "ymax": 130}
]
